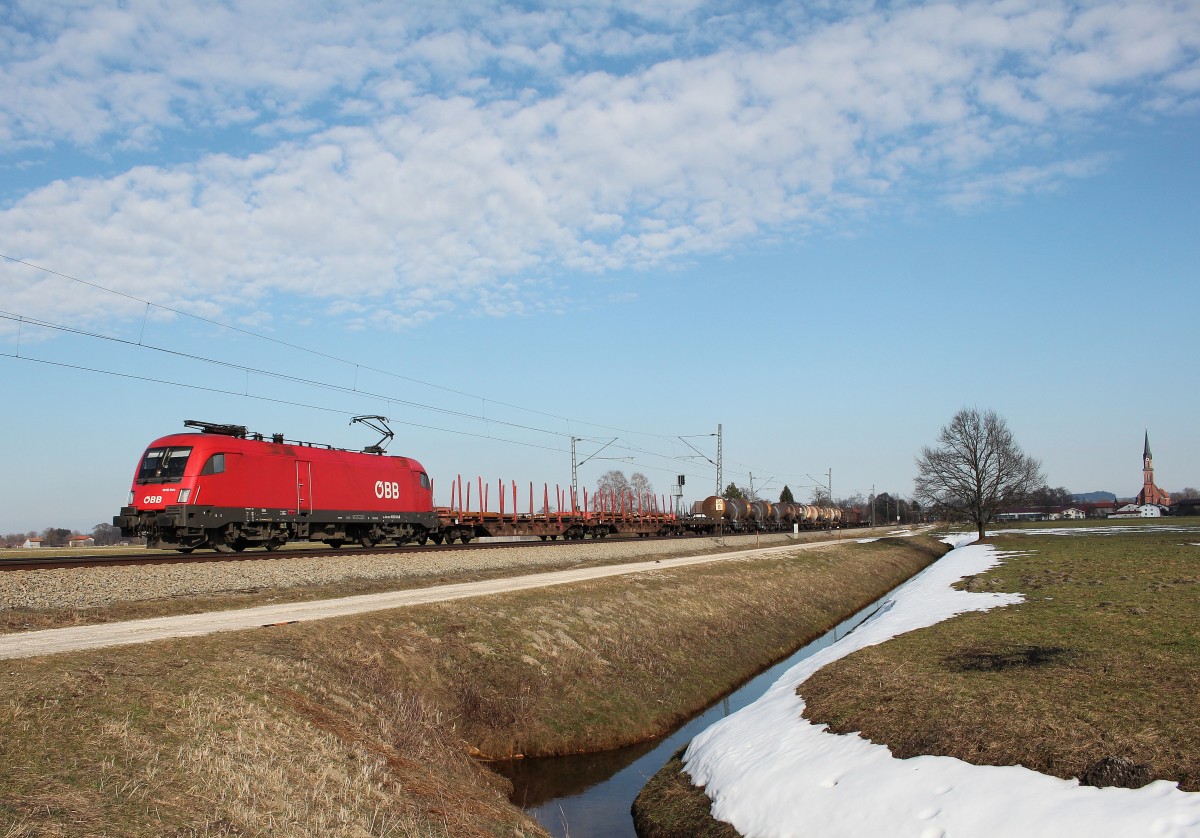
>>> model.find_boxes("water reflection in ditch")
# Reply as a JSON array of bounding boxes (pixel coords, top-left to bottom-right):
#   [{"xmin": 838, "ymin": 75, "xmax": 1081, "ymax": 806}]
[{"xmin": 490, "ymin": 594, "xmax": 888, "ymax": 838}]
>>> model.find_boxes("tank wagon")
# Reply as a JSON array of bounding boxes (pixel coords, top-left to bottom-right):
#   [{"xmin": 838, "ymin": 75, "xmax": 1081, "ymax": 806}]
[{"xmin": 687, "ymin": 496, "xmax": 859, "ymax": 534}]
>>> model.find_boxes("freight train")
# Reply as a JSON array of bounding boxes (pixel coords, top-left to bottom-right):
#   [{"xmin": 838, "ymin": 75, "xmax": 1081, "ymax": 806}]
[{"xmin": 113, "ymin": 420, "xmax": 860, "ymax": 552}]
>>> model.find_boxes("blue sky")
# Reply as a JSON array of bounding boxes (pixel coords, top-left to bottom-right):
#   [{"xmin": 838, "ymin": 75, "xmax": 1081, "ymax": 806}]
[{"xmin": 2, "ymin": 0, "xmax": 1198, "ymax": 533}]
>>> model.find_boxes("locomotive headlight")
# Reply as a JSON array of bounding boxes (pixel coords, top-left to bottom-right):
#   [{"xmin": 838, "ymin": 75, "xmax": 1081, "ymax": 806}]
[
  {"xmin": 178, "ymin": 489, "xmax": 191, "ymax": 503},
  {"xmin": 128, "ymin": 491, "xmax": 134, "ymax": 505}
]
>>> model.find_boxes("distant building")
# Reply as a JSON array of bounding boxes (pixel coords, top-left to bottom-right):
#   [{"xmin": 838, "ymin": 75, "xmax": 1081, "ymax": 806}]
[
  {"xmin": 21, "ymin": 537, "xmax": 42, "ymax": 549},
  {"xmin": 1136, "ymin": 431, "xmax": 1171, "ymax": 507},
  {"xmin": 997, "ymin": 504, "xmax": 1091, "ymax": 522},
  {"xmin": 1075, "ymin": 501, "xmax": 1117, "ymax": 519},
  {"xmin": 68, "ymin": 535, "xmax": 95, "ymax": 548},
  {"xmin": 1110, "ymin": 503, "xmax": 1164, "ymax": 519}
]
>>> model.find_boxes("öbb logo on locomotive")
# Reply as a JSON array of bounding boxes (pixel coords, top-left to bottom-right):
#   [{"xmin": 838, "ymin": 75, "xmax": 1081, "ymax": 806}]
[
  {"xmin": 112, "ymin": 418, "xmax": 862, "ymax": 554},
  {"xmin": 374, "ymin": 481, "xmax": 400, "ymax": 499}
]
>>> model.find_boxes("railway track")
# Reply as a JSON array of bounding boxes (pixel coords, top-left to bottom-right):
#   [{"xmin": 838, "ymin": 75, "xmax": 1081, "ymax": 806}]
[{"xmin": 0, "ymin": 532, "xmax": 715, "ymax": 572}]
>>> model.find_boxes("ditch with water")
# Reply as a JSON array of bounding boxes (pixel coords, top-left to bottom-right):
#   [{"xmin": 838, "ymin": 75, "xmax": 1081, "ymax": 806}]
[{"xmin": 490, "ymin": 591, "xmax": 892, "ymax": 838}]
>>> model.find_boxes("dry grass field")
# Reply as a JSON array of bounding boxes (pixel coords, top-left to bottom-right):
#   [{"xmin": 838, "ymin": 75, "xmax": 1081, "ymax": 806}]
[
  {"xmin": 0, "ymin": 535, "xmax": 942, "ymax": 836},
  {"xmin": 802, "ymin": 523, "xmax": 1200, "ymax": 790}
]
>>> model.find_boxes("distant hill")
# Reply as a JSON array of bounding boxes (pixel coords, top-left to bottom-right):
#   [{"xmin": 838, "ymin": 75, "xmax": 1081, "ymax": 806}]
[{"xmin": 1072, "ymin": 491, "xmax": 1117, "ymax": 503}]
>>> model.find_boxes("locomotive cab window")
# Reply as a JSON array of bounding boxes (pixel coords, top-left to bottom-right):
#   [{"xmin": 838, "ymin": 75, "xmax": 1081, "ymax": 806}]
[
  {"xmin": 200, "ymin": 453, "xmax": 226, "ymax": 475},
  {"xmin": 419, "ymin": 472, "xmax": 430, "ymax": 489},
  {"xmin": 136, "ymin": 447, "xmax": 193, "ymax": 484}
]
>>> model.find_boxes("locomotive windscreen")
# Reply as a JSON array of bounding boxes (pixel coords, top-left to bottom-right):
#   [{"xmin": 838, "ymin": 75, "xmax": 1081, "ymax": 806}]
[{"xmin": 136, "ymin": 447, "xmax": 193, "ymax": 484}]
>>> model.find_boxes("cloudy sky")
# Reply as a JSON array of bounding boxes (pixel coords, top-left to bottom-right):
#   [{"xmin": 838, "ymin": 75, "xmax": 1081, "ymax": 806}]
[{"xmin": 2, "ymin": 0, "xmax": 1198, "ymax": 532}]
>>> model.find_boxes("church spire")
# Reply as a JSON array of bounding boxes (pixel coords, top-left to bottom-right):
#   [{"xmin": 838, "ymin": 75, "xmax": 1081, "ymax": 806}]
[{"xmin": 1137, "ymin": 430, "xmax": 1169, "ymax": 507}]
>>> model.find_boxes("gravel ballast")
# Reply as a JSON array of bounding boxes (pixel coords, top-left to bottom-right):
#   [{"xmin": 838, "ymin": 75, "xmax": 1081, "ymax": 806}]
[{"xmin": 0, "ymin": 532, "xmax": 859, "ymax": 612}]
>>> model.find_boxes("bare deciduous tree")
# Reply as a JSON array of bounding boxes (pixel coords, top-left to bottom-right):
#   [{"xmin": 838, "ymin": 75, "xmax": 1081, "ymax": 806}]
[
  {"xmin": 595, "ymin": 469, "xmax": 631, "ymax": 514},
  {"xmin": 914, "ymin": 408, "xmax": 1044, "ymax": 539},
  {"xmin": 630, "ymin": 472, "xmax": 654, "ymax": 502}
]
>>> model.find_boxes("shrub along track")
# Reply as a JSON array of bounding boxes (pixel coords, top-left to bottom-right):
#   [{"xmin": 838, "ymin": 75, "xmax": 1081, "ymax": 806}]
[{"xmin": 0, "ymin": 535, "xmax": 944, "ymax": 837}]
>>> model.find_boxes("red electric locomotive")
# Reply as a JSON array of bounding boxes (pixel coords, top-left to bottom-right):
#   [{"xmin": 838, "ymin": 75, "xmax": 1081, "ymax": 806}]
[{"xmin": 113, "ymin": 418, "xmax": 436, "ymax": 552}]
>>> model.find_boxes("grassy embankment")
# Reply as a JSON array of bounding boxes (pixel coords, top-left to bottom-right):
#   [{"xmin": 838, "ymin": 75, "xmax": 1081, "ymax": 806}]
[
  {"xmin": 634, "ymin": 521, "xmax": 1200, "ymax": 836},
  {"xmin": 0, "ymin": 536, "xmax": 943, "ymax": 837}
]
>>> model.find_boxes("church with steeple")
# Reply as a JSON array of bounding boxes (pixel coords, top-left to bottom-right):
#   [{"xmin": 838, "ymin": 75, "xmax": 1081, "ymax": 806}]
[{"xmin": 1136, "ymin": 431, "xmax": 1171, "ymax": 507}]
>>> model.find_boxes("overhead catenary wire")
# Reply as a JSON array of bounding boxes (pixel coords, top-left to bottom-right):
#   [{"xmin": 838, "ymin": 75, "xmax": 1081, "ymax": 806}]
[
  {"xmin": 1, "ymin": 256, "xmax": 831, "ymax": 493},
  {"xmin": 1, "ymin": 254, "xmax": 684, "ymax": 441},
  {"xmin": 0, "ymin": 309, "xmax": 723, "ymax": 475},
  {"xmin": 0, "ymin": 316, "xmax": 799, "ymax": 492},
  {"xmin": 0, "ymin": 312, "xmax": 725, "ymax": 482},
  {"xmin": 0, "ymin": 310, "xmax": 567, "ymax": 439},
  {"xmin": 1, "ymin": 352, "xmax": 569, "ymax": 455}
]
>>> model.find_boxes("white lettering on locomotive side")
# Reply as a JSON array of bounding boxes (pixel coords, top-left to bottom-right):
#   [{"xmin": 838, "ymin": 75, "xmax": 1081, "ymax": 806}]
[
  {"xmin": 373, "ymin": 481, "xmax": 401, "ymax": 500},
  {"xmin": 143, "ymin": 495, "xmax": 164, "ymax": 505}
]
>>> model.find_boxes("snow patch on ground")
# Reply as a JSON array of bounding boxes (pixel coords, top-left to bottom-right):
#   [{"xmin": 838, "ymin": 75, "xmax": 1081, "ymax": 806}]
[
  {"xmin": 990, "ymin": 524, "xmax": 1200, "ymax": 537},
  {"xmin": 683, "ymin": 537, "xmax": 1200, "ymax": 837}
]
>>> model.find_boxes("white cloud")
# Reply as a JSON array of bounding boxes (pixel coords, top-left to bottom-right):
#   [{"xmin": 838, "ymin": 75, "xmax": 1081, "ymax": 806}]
[
  {"xmin": 1, "ymin": 0, "xmax": 1198, "ymax": 333},
  {"xmin": 942, "ymin": 152, "xmax": 1114, "ymax": 208}
]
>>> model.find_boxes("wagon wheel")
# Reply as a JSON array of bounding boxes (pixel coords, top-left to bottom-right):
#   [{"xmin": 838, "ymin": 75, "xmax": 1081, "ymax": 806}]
[{"xmin": 416, "ymin": 531, "xmax": 429, "ymax": 546}]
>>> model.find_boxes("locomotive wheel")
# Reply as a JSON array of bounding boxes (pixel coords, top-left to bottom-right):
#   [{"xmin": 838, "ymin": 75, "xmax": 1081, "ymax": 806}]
[
  {"xmin": 327, "ymin": 540, "xmax": 344, "ymax": 549},
  {"xmin": 212, "ymin": 541, "xmax": 234, "ymax": 554},
  {"xmin": 176, "ymin": 548, "xmax": 194, "ymax": 554},
  {"xmin": 264, "ymin": 538, "xmax": 285, "ymax": 552},
  {"xmin": 359, "ymin": 534, "xmax": 377, "ymax": 548},
  {"xmin": 231, "ymin": 539, "xmax": 248, "ymax": 552},
  {"xmin": 416, "ymin": 532, "xmax": 429, "ymax": 545}
]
